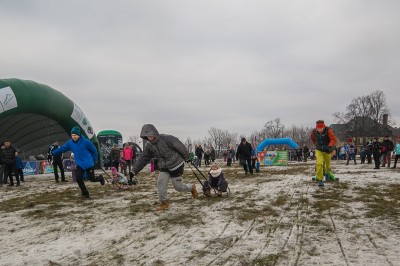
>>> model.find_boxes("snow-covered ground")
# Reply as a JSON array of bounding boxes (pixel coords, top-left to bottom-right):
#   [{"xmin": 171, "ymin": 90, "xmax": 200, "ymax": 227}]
[{"xmin": 1, "ymin": 159, "xmax": 399, "ymax": 266}]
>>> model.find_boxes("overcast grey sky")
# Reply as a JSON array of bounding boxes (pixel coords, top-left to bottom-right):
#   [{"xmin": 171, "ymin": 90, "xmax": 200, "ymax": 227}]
[{"xmin": 1, "ymin": 0, "xmax": 400, "ymax": 142}]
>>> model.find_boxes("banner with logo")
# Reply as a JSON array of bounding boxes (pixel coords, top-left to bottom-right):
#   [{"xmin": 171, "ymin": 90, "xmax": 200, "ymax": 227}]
[
  {"xmin": 22, "ymin": 161, "xmax": 37, "ymax": 175},
  {"xmin": 258, "ymin": 151, "xmax": 288, "ymax": 166}
]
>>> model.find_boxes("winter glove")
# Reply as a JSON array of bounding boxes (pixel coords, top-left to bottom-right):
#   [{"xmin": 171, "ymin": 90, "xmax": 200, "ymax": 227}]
[
  {"xmin": 185, "ymin": 159, "xmax": 192, "ymax": 163},
  {"xmin": 326, "ymin": 146, "xmax": 334, "ymax": 153}
]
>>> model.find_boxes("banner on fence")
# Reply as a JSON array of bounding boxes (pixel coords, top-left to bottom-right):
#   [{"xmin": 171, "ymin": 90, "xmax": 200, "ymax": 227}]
[{"xmin": 22, "ymin": 161, "xmax": 37, "ymax": 175}]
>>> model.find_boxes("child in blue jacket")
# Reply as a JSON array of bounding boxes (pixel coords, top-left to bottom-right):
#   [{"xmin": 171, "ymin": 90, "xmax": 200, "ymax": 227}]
[{"xmin": 52, "ymin": 126, "xmax": 104, "ymax": 198}]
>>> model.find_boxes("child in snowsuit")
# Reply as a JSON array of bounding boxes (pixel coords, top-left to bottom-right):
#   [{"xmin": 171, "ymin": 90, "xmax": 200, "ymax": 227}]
[
  {"xmin": 111, "ymin": 166, "xmax": 128, "ymax": 185},
  {"xmin": 15, "ymin": 152, "xmax": 24, "ymax": 182},
  {"xmin": 203, "ymin": 162, "xmax": 228, "ymax": 197}
]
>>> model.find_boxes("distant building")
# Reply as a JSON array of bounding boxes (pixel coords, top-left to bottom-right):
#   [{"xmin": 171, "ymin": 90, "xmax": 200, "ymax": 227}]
[{"xmin": 330, "ymin": 114, "xmax": 400, "ymax": 148}]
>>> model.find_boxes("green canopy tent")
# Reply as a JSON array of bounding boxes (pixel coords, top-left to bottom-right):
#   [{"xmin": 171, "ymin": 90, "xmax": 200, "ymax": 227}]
[
  {"xmin": 0, "ymin": 78, "xmax": 100, "ymax": 160},
  {"xmin": 97, "ymin": 130, "xmax": 123, "ymax": 168}
]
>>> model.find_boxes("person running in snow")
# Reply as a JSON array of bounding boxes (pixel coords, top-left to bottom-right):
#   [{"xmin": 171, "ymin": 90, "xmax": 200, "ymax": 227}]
[
  {"xmin": 52, "ymin": 126, "xmax": 105, "ymax": 198},
  {"xmin": 310, "ymin": 120, "xmax": 337, "ymax": 187},
  {"xmin": 129, "ymin": 124, "xmax": 198, "ymax": 211},
  {"xmin": 203, "ymin": 162, "xmax": 228, "ymax": 197}
]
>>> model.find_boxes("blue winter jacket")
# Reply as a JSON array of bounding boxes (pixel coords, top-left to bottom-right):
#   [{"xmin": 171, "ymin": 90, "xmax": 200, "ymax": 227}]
[
  {"xmin": 394, "ymin": 143, "xmax": 400, "ymax": 155},
  {"xmin": 52, "ymin": 135, "xmax": 98, "ymax": 170}
]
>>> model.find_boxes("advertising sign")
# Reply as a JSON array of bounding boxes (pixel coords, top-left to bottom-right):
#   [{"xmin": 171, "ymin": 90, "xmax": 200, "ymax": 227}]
[{"xmin": 258, "ymin": 151, "xmax": 288, "ymax": 166}]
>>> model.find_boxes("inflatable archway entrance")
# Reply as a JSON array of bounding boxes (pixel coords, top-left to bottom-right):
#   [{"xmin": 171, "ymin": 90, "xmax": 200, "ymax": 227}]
[
  {"xmin": 256, "ymin": 138, "xmax": 299, "ymax": 152},
  {"xmin": 0, "ymin": 78, "xmax": 99, "ymax": 159}
]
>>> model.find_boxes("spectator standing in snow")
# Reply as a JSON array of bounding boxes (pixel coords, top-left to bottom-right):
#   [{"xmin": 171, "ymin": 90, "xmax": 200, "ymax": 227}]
[
  {"xmin": 371, "ymin": 137, "xmax": 382, "ymax": 169},
  {"xmin": 303, "ymin": 144, "xmax": 310, "ymax": 162},
  {"xmin": 310, "ymin": 120, "xmax": 337, "ymax": 187},
  {"xmin": 122, "ymin": 144, "xmax": 134, "ymax": 175},
  {"xmin": 15, "ymin": 151, "xmax": 24, "ymax": 182},
  {"xmin": 392, "ymin": 136, "xmax": 400, "ymax": 168},
  {"xmin": 129, "ymin": 124, "xmax": 198, "ymax": 211},
  {"xmin": 2, "ymin": 139, "xmax": 19, "ymax": 186},
  {"xmin": 52, "ymin": 126, "xmax": 105, "ymax": 198},
  {"xmin": 210, "ymin": 146, "xmax": 216, "ymax": 162},
  {"xmin": 195, "ymin": 144, "xmax": 204, "ymax": 167},
  {"xmin": 110, "ymin": 144, "xmax": 120, "ymax": 172},
  {"xmin": 0, "ymin": 142, "xmax": 5, "ymax": 186},
  {"xmin": 346, "ymin": 138, "xmax": 357, "ymax": 165},
  {"xmin": 48, "ymin": 141, "xmax": 66, "ymax": 182},
  {"xmin": 381, "ymin": 136, "xmax": 394, "ymax": 167}
]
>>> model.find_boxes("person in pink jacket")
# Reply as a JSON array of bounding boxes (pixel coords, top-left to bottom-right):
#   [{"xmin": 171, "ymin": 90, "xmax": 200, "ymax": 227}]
[{"xmin": 122, "ymin": 144, "xmax": 134, "ymax": 175}]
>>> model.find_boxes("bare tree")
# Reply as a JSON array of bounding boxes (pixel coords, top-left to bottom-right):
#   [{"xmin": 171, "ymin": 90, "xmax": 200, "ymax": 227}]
[
  {"xmin": 127, "ymin": 135, "xmax": 140, "ymax": 144},
  {"xmin": 284, "ymin": 125, "xmax": 312, "ymax": 146},
  {"xmin": 184, "ymin": 137, "xmax": 193, "ymax": 152},
  {"xmin": 263, "ymin": 118, "xmax": 285, "ymax": 138}
]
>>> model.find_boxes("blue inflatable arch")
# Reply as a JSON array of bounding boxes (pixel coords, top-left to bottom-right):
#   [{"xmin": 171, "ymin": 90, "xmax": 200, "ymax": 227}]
[{"xmin": 256, "ymin": 138, "xmax": 299, "ymax": 152}]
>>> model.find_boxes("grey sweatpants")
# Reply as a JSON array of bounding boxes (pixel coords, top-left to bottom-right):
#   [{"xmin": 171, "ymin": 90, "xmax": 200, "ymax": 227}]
[{"xmin": 157, "ymin": 171, "xmax": 192, "ymax": 202}]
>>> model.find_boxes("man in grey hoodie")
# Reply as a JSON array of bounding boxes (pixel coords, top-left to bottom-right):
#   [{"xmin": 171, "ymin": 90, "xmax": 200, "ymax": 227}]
[{"xmin": 130, "ymin": 124, "xmax": 198, "ymax": 210}]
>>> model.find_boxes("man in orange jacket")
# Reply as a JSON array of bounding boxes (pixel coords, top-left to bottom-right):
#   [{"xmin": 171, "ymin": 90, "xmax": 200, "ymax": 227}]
[{"xmin": 310, "ymin": 120, "xmax": 337, "ymax": 187}]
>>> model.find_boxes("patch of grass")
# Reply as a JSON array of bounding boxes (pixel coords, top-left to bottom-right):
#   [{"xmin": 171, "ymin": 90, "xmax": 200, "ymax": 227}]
[
  {"xmin": 307, "ymin": 246, "xmax": 320, "ymax": 256},
  {"xmin": 157, "ymin": 212, "xmax": 203, "ymax": 231},
  {"xmin": 236, "ymin": 205, "xmax": 278, "ymax": 221},
  {"xmin": 251, "ymin": 253, "xmax": 281, "ymax": 266},
  {"xmin": 151, "ymin": 259, "xmax": 165, "ymax": 266},
  {"xmin": 311, "ymin": 199, "xmax": 340, "ymax": 213},
  {"xmin": 271, "ymin": 193, "xmax": 288, "ymax": 206},
  {"xmin": 110, "ymin": 253, "xmax": 125, "ymax": 264},
  {"xmin": 354, "ymin": 184, "xmax": 400, "ymax": 219}
]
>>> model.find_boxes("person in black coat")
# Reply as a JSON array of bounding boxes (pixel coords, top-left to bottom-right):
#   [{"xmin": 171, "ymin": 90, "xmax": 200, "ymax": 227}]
[
  {"xmin": 48, "ymin": 141, "xmax": 66, "ymax": 182},
  {"xmin": 371, "ymin": 138, "xmax": 382, "ymax": 169},
  {"xmin": 236, "ymin": 137, "xmax": 253, "ymax": 175},
  {"xmin": 2, "ymin": 139, "xmax": 19, "ymax": 186}
]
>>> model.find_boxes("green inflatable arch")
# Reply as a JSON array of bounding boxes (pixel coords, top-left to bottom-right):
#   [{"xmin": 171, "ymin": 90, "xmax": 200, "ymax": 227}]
[{"xmin": 0, "ymin": 78, "xmax": 99, "ymax": 160}]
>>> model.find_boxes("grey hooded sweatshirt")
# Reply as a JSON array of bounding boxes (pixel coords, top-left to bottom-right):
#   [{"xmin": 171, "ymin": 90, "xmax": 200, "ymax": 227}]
[{"xmin": 132, "ymin": 124, "xmax": 190, "ymax": 174}]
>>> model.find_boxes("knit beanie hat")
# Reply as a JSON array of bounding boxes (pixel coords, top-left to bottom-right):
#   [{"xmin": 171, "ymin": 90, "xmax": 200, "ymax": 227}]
[
  {"xmin": 71, "ymin": 126, "xmax": 81, "ymax": 135},
  {"xmin": 316, "ymin": 120, "xmax": 325, "ymax": 129},
  {"xmin": 111, "ymin": 166, "xmax": 117, "ymax": 176}
]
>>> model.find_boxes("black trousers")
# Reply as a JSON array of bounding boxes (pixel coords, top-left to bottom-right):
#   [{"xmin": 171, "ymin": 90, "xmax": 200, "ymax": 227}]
[
  {"xmin": 53, "ymin": 160, "xmax": 65, "ymax": 181},
  {"xmin": 76, "ymin": 166, "xmax": 100, "ymax": 196},
  {"xmin": 393, "ymin": 155, "xmax": 400, "ymax": 167},
  {"xmin": 5, "ymin": 163, "xmax": 18, "ymax": 185},
  {"xmin": 373, "ymin": 152, "xmax": 381, "ymax": 169},
  {"xmin": 242, "ymin": 158, "xmax": 253, "ymax": 174}
]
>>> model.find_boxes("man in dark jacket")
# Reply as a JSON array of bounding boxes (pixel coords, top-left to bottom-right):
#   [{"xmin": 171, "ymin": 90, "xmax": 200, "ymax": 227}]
[
  {"xmin": 236, "ymin": 137, "xmax": 253, "ymax": 175},
  {"xmin": 48, "ymin": 141, "xmax": 66, "ymax": 182},
  {"xmin": 195, "ymin": 144, "xmax": 204, "ymax": 167},
  {"xmin": 130, "ymin": 124, "xmax": 198, "ymax": 211},
  {"xmin": 2, "ymin": 139, "xmax": 19, "ymax": 186},
  {"xmin": 0, "ymin": 142, "xmax": 6, "ymax": 186},
  {"xmin": 52, "ymin": 126, "xmax": 104, "ymax": 198},
  {"xmin": 371, "ymin": 137, "xmax": 382, "ymax": 169}
]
